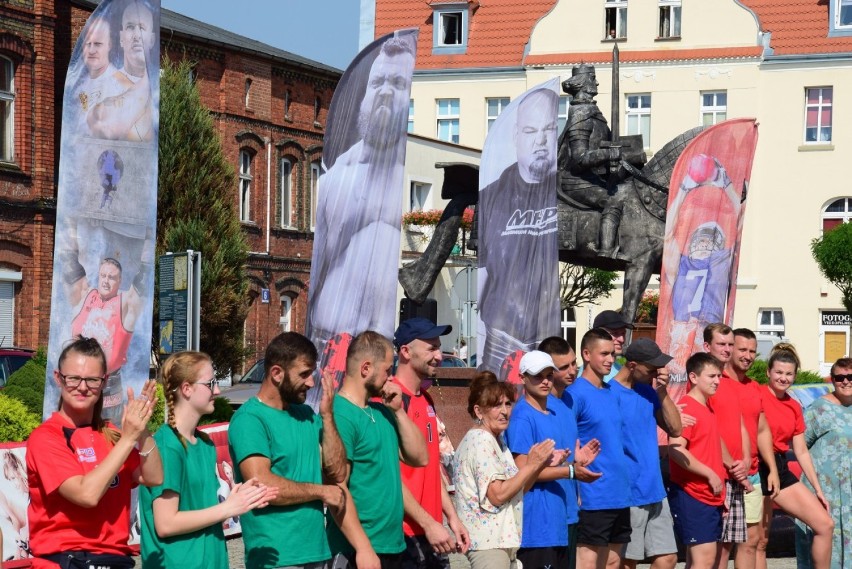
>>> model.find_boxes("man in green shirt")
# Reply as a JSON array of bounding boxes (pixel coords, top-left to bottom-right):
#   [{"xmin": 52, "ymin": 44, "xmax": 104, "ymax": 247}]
[
  {"xmin": 327, "ymin": 331, "xmax": 428, "ymax": 569},
  {"xmin": 229, "ymin": 332, "xmax": 348, "ymax": 569}
]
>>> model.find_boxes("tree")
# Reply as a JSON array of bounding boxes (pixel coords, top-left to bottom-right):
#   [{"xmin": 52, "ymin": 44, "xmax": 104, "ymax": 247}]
[
  {"xmin": 811, "ymin": 222, "xmax": 852, "ymax": 315},
  {"xmin": 156, "ymin": 57, "xmax": 250, "ymax": 375},
  {"xmin": 559, "ymin": 263, "xmax": 618, "ymax": 309}
]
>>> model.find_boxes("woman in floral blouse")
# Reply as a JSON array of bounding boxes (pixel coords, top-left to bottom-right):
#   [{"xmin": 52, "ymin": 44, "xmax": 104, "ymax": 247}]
[{"xmin": 452, "ymin": 371, "xmax": 555, "ymax": 569}]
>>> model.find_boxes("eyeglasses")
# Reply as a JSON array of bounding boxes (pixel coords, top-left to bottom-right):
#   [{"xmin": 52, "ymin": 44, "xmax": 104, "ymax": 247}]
[
  {"xmin": 196, "ymin": 378, "xmax": 220, "ymax": 391},
  {"xmin": 831, "ymin": 373, "xmax": 852, "ymax": 384},
  {"xmin": 58, "ymin": 372, "xmax": 106, "ymax": 389}
]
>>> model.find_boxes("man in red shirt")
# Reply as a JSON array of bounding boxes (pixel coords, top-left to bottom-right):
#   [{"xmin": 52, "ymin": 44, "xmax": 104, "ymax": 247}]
[
  {"xmin": 702, "ymin": 323, "xmax": 750, "ymax": 569},
  {"xmin": 392, "ymin": 318, "xmax": 470, "ymax": 568}
]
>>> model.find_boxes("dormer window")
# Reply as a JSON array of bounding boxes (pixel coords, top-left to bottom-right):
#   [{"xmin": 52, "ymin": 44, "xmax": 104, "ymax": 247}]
[
  {"xmin": 432, "ymin": 3, "xmax": 469, "ymax": 54},
  {"xmin": 830, "ymin": 0, "xmax": 852, "ymax": 35}
]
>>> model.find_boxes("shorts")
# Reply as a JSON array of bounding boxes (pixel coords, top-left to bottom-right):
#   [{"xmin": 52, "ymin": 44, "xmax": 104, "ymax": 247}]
[
  {"xmin": 744, "ymin": 474, "xmax": 764, "ymax": 524},
  {"xmin": 668, "ymin": 483, "xmax": 722, "ymax": 546},
  {"xmin": 281, "ymin": 562, "xmax": 330, "ymax": 569},
  {"xmin": 333, "ymin": 552, "xmax": 402, "ymax": 569},
  {"xmin": 624, "ymin": 499, "xmax": 678, "ymax": 561},
  {"xmin": 759, "ymin": 452, "xmax": 799, "ymax": 495},
  {"xmin": 567, "ymin": 523, "xmax": 578, "ymax": 569},
  {"xmin": 577, "ymin": 508, "xmax": 632, "ymax": 546},
  {"xmin": 467, "ymin": 548, "xmax": 519, "ymax": 569},
  {"xmin": 517, "ymin": 546, "xmax": 568, "ymax": 569},
  {"xmin": 402, "ymin": 535, "xmax": 450, "ymax": 569},
  {"xmin": 721, "ymin": 480, "xmax": 747, "ymax": 543}
]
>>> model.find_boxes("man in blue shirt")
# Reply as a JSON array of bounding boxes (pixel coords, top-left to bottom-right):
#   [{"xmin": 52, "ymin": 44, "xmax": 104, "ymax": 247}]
[{"xmin": 578, "ymin": 310, "xmax": 632, "ymax": 382}]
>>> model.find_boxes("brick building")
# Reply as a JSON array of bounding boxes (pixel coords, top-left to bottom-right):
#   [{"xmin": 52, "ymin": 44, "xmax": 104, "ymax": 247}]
[{"xmin": 0, "ymin": 0, "xmax": 340, "ymax": 369}]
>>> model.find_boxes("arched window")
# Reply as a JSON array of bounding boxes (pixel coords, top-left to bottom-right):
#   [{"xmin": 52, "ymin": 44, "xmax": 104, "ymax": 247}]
[
  {"xmin": 239, "ymin": 150, "xmax": 253, "ymax": 222},
  {"xmin": 0, "ymin": 55, "xmax": 15, "ymax": 163},
  {"xmin": 245, "ymin": 78, "xmax": 252, "ymax": 107},
  {"xmin": 280, "ymin": 158, "xmax": 293, "ymax": 228},
  {"xmin": 310, "ymin": 160, "xmax": 321, "ymax": 230},
  {"xmin": 280, "ymin": 296, "xmax": 292, "ymax": 332},
  {"xmin": 822, "ymin": 197, "xmax": 852, "ymax": 232}
]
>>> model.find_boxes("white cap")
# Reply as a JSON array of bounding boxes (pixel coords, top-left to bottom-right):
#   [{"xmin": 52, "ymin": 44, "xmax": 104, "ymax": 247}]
[{"xmin": 519, "ymin": 350, "xmax": 556, "ymax": 375}]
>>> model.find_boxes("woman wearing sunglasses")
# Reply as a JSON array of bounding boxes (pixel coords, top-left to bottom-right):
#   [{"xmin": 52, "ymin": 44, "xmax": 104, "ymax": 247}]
[
  {"xmin": 139, "ymin": 351, "xmax": 277, "ymax": 569},
  {"xmin": 26, "ymin": 336, "xmax": 163, "ymax": 569}
]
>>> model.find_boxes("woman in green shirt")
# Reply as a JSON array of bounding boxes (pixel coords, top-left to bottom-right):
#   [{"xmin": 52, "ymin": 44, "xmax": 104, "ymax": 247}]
[{"xmin": 140, "ymin": 351, "xmax": 277, "ymax": 569}]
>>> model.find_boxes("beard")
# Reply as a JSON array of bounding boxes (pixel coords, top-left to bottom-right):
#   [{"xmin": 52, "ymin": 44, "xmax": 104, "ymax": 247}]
[
  {"xmin": 278, "ymin": 373, "xmax": 308, "ymax": 404},
  {"xmin": 528, "ymin": 155, "xmax": 554, "ymax": 181},
  {"xmin": 357, "ymin": 98, "xmax": 404, "ymax": 150},
  {"xmin": 364, "ymin": 371, "xmax": 386, "ymax": 398}
]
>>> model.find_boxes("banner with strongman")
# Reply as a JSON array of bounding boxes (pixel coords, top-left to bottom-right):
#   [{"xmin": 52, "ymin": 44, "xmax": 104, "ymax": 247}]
[
  {"xmin": 44, "ymin": 0, "xmax": 160, "ymax": 423},
  {"xmin": 304, "ymin": 29, "xmax": 418, "ymax": 409},
  {"xmin": 656, "ymin": 118, "xmax": 758, "ymax": 402},
  {"xmin": 476, "ymin": 79, "xmax": 561, "ymax": 383}
]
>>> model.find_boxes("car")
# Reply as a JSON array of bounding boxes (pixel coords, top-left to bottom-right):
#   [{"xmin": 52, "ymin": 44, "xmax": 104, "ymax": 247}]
[
  {"xmin": 0, "ymin": 347, "xmax": 35, "ymax": 389},
  {"xmin": 220, "ymin": 358, "xmax": 265, "ymax": 408}
]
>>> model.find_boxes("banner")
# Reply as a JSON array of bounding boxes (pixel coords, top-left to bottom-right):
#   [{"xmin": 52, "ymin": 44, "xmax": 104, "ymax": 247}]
[
  {"xmin": 305, "ymin": 29, "xmax": 418, "ymax": 408},
  {"xmin": 656, "ymin": 119, "xmax": 758, "ymax": 402},
  {"xmin": 44, "ymin": 0, "xmax": 160, "ymax": 424},
  {"xmin": 476, "ymin": 80, "xmax": 561, "ymax": 383}
]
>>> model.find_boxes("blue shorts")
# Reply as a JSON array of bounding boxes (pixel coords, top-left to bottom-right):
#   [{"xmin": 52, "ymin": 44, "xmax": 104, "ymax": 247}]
[{"xmin": 668, "ymin": 483, "xmax": 722, "ymax": 546}]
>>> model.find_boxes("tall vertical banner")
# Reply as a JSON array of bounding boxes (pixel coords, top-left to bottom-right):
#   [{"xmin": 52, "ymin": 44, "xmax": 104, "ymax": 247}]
[
  {"xmin": 477, "ymin": 80, "xmax": 561, "ymax": 383},
  {"xmin": 656, "ymin": 118, "xmax": 758, "ymax": 402},
  {"xmin": 305, "ymin": 29, "xmax": 418, "ymax": 408},
  {"xmin": 44, "ymin": 0, "xmax": 160, "ymax": 424}
]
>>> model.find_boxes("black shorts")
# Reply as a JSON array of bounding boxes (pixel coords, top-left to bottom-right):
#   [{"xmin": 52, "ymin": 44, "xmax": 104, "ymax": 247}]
[
  {"xmin": 517, "ymin": 546, "xmax": 569, "ymax": 569},
  {"xmin": 577, "ymin": 508, "xmax": 632, "ymax": 546},
  {"xmin": 759, "ymin": 452, "xmax": 800, "ymax": 495}
]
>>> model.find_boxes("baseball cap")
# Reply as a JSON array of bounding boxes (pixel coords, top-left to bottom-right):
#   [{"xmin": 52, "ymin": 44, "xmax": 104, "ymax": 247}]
[
  {"xmin": 624, "ymin": 339, "xmax": 672, "ymax": 367},
  {"xmin": 394, "ymin": 317, "xmax": 452, "ymax": 347},
  {"xmin": 519, "ymin": 351, "xmax": 556, "ymax": 376},
  {"xmin": 593, "ymin": 310, "xmax": 634, "ymax": 330}
]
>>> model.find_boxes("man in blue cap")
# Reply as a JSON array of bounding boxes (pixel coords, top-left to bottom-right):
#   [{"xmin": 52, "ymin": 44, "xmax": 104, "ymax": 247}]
[{"xmin": 392, "ymin": 318, "xmax": 471, "ymax": 568}]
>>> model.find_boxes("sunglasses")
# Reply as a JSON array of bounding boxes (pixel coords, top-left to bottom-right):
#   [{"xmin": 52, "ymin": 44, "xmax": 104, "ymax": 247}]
[{"xmin": 831, "ymin": 373, "xmax": 852, "ymax": 384}]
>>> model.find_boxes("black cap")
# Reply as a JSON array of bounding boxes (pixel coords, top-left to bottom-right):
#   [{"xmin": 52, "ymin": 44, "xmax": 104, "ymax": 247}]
[
  {"xmin": 624, "ymin": 339, "xmax": 672, "ymax": 367},
  {"xmin": 394, "ymin": 317, "xmax": 452, "ymax": 348},
  {"xmin": 593, "ymin": 310, "xmax": 634, "ymax": 330}
]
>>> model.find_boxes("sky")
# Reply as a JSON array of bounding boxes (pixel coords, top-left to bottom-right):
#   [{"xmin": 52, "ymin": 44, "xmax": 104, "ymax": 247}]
[{"xmin": 160, "ymin": 0, "xmax": 362, "ymax": 70}]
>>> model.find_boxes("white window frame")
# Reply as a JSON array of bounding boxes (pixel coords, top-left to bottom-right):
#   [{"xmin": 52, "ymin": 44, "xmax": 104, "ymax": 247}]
[
  {"xmin": 835, "ymin": 0, "xmax": 852, "ymax": 29},
  {"xmin": 280, "ymin": 296, "xmax": 292, "ymax": 332},
  {"xmin": 822, "ymin": 197, "xmax": 852, "ymax": 233},
  {"xmin": 757, "ymin": 308, "xmax": 785, "ymax": 337},
  {"xmin": 700, "ymin": 91, "xmax": 727, "ymax": 126},
  {"xmin": 239, "ymin": 150, "xmax": 252, "ymax": 222},
  {"xmin": 408, "ymin": 99, "xmax": 414, "ymax": 134},
  {"xmin": 626, "ymin": 93, "xmax": 651, "ymax": 149},
  {"xmin": 486, "ymin": 97, "xmax": 510, "ymax": 134},
  {"xmin": 0, "ymin": 277, "xmax": 18, "ymax": 348},
  {"xmin": 0, "ymin": 55, "xmax": 15, "ymax": 163},
  {"xmin": 410, "ymin": 180, "xmax": 432, "ymax": 212},
  {"xmin": 658, "ymin": 0, "xmax": 681, "ymax": 38},
  {"xmin": 804, "ymin": 87, "xmax": 833, "ymax": 144},
  {"xmin": 436, "ymin": 99, "xmax": 460, "ymax": 144},
  {"xmin": 280, "ymin": 158, "xmax": 294, "ymax": 228},
  {"xmin": 604, "ymin": 0, "xmax": 628, "ymax": 39},
  {"xmin": 310, "ymin": 161, "xmax": 321, "ymax": 230},
  {"xmin": 432, "ymin": 5, "xmax": 469, "ymax": 54},
  {"xmin": 558, "ymin": 96, "xmax": 569, "ymax": 135}
]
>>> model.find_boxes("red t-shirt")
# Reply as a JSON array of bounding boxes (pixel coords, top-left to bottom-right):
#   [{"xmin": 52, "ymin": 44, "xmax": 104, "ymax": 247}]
[
  {"xmin": 759, "ymin": 385, "xmax": 804, "ymax": 453},
  {"xmin": 393, "ymin": 378, "xmax": 442, "ymax": 537},
  {"xmin": 26, "ymin": 413, "xmax": 140, "ymax": 566},
  {"xmin": 736, "ymin": 378, "xmax": 763, "ymax": 474},
  {"xmin": 708, "ymin": 373, "xmax": 744, "ymax": 461},
  {"xmin": 669, "ymin": 394, "xmax": 727, "ymax": 506}
]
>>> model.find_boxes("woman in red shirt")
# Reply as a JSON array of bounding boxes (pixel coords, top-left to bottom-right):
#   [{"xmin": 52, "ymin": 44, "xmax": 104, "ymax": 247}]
[{"xmin": 759, "ymin": 348, "xmax": 834, "ymax": 569}]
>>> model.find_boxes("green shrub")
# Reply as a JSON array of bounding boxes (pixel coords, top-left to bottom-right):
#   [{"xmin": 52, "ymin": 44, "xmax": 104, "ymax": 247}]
[
  {"xmin": 0, "ymin": 394, "xmax": 40, "ymax": 442},
  {"xmin": 200, "ymin": 397, "xmax": 234, "ymax": 426},
  {"xmin": 146, "ymin": 382, "xmax": 167, "ymax": 433},
  {"xmin": 796, "ymin": 370, "xmax": 827, "ymax": 384},
  {"xmin": 33, "ymin": 346, "xmax": 48, "ymax": 368},
  {"xmin": 746, "ymin": 358, "xmax": 827, "ymax": 385},
  {"xmin": 5, "ymin": 359, "xmax": 47, "ymax": 416}
]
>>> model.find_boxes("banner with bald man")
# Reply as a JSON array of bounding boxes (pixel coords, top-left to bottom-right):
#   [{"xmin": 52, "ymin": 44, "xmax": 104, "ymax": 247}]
[
  {"xmin": 304, "ymin": 29, "xmax": 418, "ymax": 409},
  {"xmin": 45, "ymin": 0, "xmax": 160, "ymax": 423},
  {"xmin": 476, "ymin": 79, "xmax": 562, "ymax": 383}
]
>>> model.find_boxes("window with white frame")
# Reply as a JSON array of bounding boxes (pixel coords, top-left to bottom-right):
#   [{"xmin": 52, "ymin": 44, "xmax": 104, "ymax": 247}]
[
  {"xmin": 437, "ymin": 99, "xmax": 460, "ymax": 143},
  {"xmin": 837, "ymin": 0, "xmax": 852, "ymax": 27},
  {"xmin": 0, "ymin": 280, "xmax": 14, "ymax": 347},
  {"xmin": 280, "ymin": 296, "xmax": 292, "ymax": 332},
  {"xmin": 558, "ymin": 96, "xmax": 570, "ymax": 134},
  {"xmin": 804, "ymin": 87, "xmax": 832, "ymax": 143},
  {"xmin": 244, "ymin": 78, "xmax": 252, "ymax": 108},
  {"xmin": 604, "ymin": 0, "xmax": 628, "ymax": 39},
  {"xmin": 0, "ymin": 55, "xmax": 15, "ymax": 163},
  {"xmin": 280, "ymin": 158, "xmax": 293, "ymax": 228},
  {"xmin": 626, "ymin": 94, "xmax": 651, "ymax": 149},
  {"xmin": 486, "ymin": 97, "xmax": 509, "ymax": 133},
  {"xmin": 408, "ymin": 99, "xmax": 414, "ymax": 133},
  {"xmin": 410, "ymin": 181, "xmax": 432, "ymax": 211},
  {"xmin": 239, "ymin": 150, "xmax": 252, "ymax": 222},
  {"xmin": 310, "ymin": 161, "xmax": 321, "ymax": 230},
  {"xmin": 658, "ymin": 0, "xmax": 681, "ymax": 38},
  {"xmin": 439, "ymin": 11, "xmax": 463, "ymax": 45},
  {"xmin": 700, "ymin": 91, "xmax": 727, "ymax": 126},
  {"xmin": 432, "ymin": 5, "xmax": 470, "ymax": 54},
  {"xmin": 822, "ymin": 197, "xmax": 852, "ymax": 232},
  {"xmin": 757, "ymin": 308, "xmax": 785, "ymax": 337}
]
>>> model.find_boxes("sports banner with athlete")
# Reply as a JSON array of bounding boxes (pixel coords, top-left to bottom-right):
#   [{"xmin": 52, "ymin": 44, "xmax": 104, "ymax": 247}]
[
  {"xmin": 304, "ymin": 29, "xmax": 418, "ymax": 409},
  {"xmin": 476, "ymin": 79, "xmax": 561, "ymax": 383},
  {"xmin": 44, "ymin": 0, "xmax": 160, "ymax": 424},
  {"xmin": 656, "ymin": 118, "xmax": 758, "ymax": 402}
]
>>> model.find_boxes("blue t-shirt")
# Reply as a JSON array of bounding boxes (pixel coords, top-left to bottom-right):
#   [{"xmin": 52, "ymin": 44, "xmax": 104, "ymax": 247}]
[
  {"xmin": 610, "ymin": 380, "xmax": 666, "ymax": 506},
  {"xmin": 565, "ymin": 377, "xmax": 631, "ymax": 510},
  {"xmin": 505, "ymin": 395, "xmax": 578, "ymax": 547}
]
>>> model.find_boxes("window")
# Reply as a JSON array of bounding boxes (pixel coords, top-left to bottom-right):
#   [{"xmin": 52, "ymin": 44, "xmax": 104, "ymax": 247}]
[
  {"xmin": 280, "ymin": 296, "xmax": 292, "ymax": 332},
  {"xmin": 439, "ymin": 11, "xmax": 463, "ymax": 45},
  {"xmin": 560, "ymin": 307, "xmax": 577, "ymax": 348},
  {"xmin": 408, "ymin": 99, "xmax": 414, "ymax": 133},
  {"xmin": 310, "ymin": 161, "xmax": 321, "ymax": 230},
  {"xmin": 314, "ymin": 96, "xmax": 322, "ymax": 124},
  {"xmin": 700, "ymin": 91, "xmax": 727, "ymax": 126},
  {"xmin": 244, "ymin": 78, "xmax": 252, "ymax": 107},
  {"xmin": 836, "ymin": 0, "xmax": 852, "ymax": 27},
  {"xmin": 486, "ymin": 98, "xmax": 509, "ymax": 133},
  {"xmin": 410, "ymin": 181, "xmax": 431, "ymax": 211},
  {"xmin": 437, "ymin": 99, "xmax": 460, "ymax": 143},
  {"xmin": 280, "ymin": 158, "xmax": 293, "ymax": 228},
  {"xmin": 0, "ymin": 280, "xmax": 14, "ymax": 347},
  {"xmin": 658, "ymin": 0, "xmax": 681, "ymax": 38},
  {"xmin": 432, "ymin": 5, "xmax": 469, "ymax": 54},
  {"xmin": 822, "ymin": 197, "xmax": 852, "ymax": 232},
  {"xmin": 626, "ymin": 94, "xmax": 651, "ymax": 149},
  {"xmin": 239, "ymin": 150, "xmax": 252, "ymax": 222},
  {"xmin": 0, "ymin": 56, "xmax": 14, "ymax": 163},
  {"xmin": 605, "ymin": 0, "xmax": 628, "ymax": 39},
  {"xmin": 804, "ymin": 87, "xmax": 832, "ymax": 143},
  {"xmin": 757, "ymin": 308, "xmax": 785, "ymax": 337},
  {"xmin": 558, "ymin": 96, "xmax": 570, "ymax": 134},
  {"xmin": 284, "ymin": 89, "xmax": 291, "ymax": 119}
]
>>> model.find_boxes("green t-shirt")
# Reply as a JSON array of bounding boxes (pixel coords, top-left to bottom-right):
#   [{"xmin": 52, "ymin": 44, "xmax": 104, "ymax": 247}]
[
  {"xmin": 229, "ymin": 397, "xmax": 329, "ymax": 568},
  {"xmin": 327, "ymin": 395, "xmax": 405, "ymax": 555},
  {"xmin": 139, "ymin": 427, "xmax": 228, "ymax": 569}
]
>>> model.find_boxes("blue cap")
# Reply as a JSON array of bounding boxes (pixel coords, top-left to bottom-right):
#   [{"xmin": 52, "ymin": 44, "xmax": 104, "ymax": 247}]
[{"xmin": 394, "ymin": 317, "xmax": 452, "ymax": 348}]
